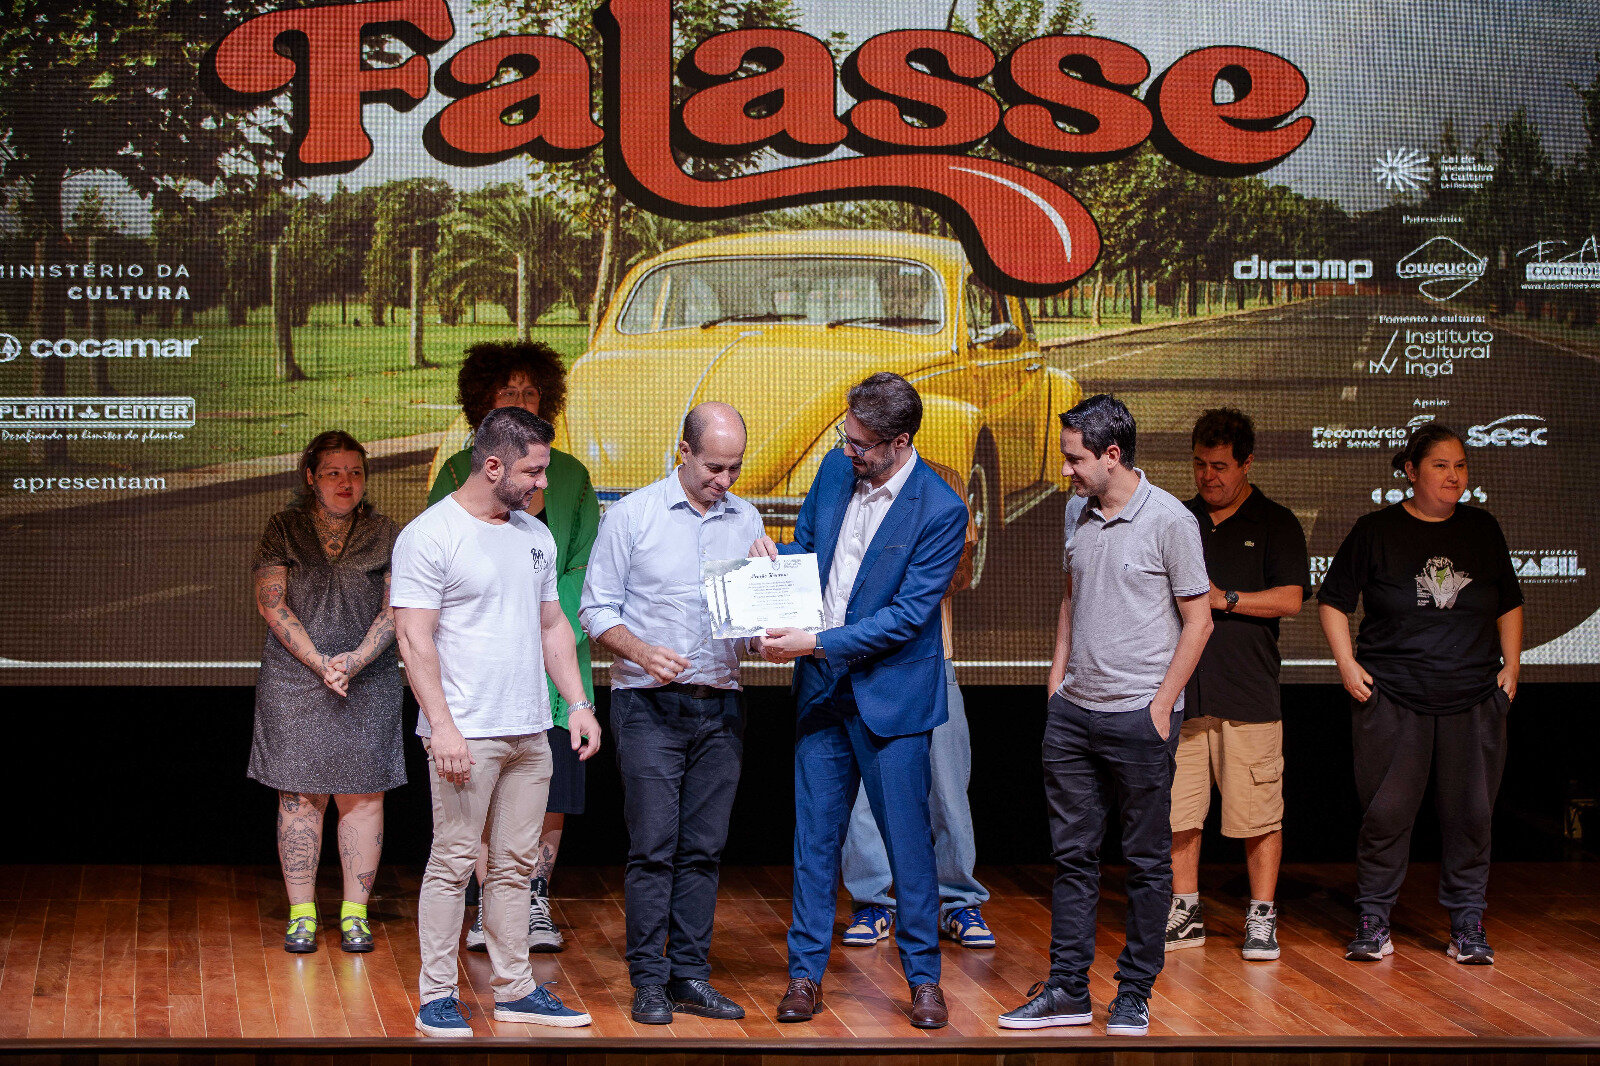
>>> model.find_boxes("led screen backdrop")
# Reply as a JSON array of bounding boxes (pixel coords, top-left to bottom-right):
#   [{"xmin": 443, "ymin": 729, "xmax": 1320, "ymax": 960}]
[{"xmin": 1, "ymin": 0, "xmax": 1598, "ymax": 684}]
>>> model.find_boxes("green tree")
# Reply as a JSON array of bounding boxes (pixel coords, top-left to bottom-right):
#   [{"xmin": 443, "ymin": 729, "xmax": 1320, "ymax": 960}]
[
  {"xmin": 362, "ymin": 178, "xmax": 455, "ymax": 327},
  {"xmin": 1472, "ymin": 108, "xmax": 1553, "ymax": 316},
  {"xmin": 431, "ymin": 183, "xmax": 581, "ymax": 325}
]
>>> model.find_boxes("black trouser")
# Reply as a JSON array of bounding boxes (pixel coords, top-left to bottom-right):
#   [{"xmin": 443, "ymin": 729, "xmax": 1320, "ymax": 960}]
[
  {"xmin": 1042, "ymin": 693, "xmax": 1181, "ymax": 999},
  {"xmin": 611, "ymin": 686, "xmax": 744, "ymax": 987},
  {"xmin": 1352, "ymin": 687, "xmax": 1510, "ymax": 926}
]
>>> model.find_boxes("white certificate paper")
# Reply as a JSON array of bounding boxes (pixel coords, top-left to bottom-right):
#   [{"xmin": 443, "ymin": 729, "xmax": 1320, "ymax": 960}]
[{"xmin": 702, "ymin": 554, "xmax": 825, "ymax": 638}]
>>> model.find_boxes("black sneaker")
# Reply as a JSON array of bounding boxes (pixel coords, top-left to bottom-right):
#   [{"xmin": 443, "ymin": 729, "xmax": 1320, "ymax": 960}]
[
  {"xmin": 1241, "ymin": 902, "xmax": 1280, "ymax": 961},
  {"xmin": 1105, "ymin": 989, "xmax": 1150, "ymax": 1036},
  {"xmin": 1345, "ymin": 914, "xmax": 1393, "ymax": 961},
  {"xmin": 1447, "ymin": 921, "xmax": 1495, "ymax": 965},
  {"xmin": 631, "ymin": 984, "xmax": 674, "ymax": 1025},
  {"xmin": 997, "ymin": 981, "xmax": 1092, "ymax": 1029},
  {"xmin": 1165, "ymin": 896, "xmax": 1205, "ymax": 951},
  {"xmin": 667, "ymin": 977, "xmax": 745, "ymax": 1019}
]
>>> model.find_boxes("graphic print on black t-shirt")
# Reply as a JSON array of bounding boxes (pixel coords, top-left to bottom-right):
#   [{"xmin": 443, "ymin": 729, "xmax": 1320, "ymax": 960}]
[{"xmin": 1417, "ymin": 556, "xmax": 1471, "ymax": 608}]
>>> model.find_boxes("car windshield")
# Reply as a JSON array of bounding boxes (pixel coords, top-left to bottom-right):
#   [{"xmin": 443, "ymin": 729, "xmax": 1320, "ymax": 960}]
[{"xmin": 616, "ymin": 256, "xmax": 945, "ymax": 335}]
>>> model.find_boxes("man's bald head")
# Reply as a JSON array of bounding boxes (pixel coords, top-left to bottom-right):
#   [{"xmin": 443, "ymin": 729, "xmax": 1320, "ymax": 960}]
[{"xmin": 682, "ymin": 401, "xmax": 747, "ymax": 455}]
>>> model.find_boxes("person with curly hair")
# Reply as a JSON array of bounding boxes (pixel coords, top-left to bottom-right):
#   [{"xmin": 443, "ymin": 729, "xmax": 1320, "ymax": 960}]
[
  {"xmin": 251, "ymin": 430, "xmax": 404, "ymax": 955},
  {"xmin": 428, "ymin": 340, "xmax": 597, "ymax": 953}
]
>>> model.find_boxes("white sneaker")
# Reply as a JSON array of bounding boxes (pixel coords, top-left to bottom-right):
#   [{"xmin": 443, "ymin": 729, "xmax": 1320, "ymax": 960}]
[
  {"xmin": 528, "ymin": 892, "xmax": 565, "ymax": 953},
  {"xmin": 464, "ymin": 908, "xmax": 486, "ymax": 952}
]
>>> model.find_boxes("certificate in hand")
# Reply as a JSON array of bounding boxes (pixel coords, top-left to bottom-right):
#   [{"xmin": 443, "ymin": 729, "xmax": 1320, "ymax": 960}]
[{"xmin": 702, "ymin": 554, "xmax": 825, "ymax": 638}]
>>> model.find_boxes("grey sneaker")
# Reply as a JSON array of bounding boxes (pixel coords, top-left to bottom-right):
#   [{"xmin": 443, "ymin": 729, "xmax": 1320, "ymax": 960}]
[
  {"xmin": 1165, "ymin": 896, "xmax": 1205, "ymax": 950},
  {"xmin": 464, "ymin": 907, "xmax": 486, "ymax": 952},
  {"xmin": 528, "ymin": 889, "xmax": 565, "ymax": 953},
  {"xmin": 1241, "ymin": 902, "xmax": 1280, "ymax": 961}
]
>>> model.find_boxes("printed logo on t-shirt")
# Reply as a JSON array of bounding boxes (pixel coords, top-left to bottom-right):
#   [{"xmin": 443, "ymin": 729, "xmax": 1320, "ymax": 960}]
[
  {"xmin": 1416, "ymin": 556, "xmax": 1472, "ymax": 608},
  {"xmin": 529, "ymin": 546, "xmax": 548, "ymax": 569}
]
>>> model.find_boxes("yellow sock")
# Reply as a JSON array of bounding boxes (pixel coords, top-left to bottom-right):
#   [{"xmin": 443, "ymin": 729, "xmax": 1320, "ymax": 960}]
[
  {"xmin": 288, "ymin": 902, "xmax": 316, "ymax": 922},
  {"xmin": 341, "ymin": 901, "xmax": 368, "ymax": 922}
]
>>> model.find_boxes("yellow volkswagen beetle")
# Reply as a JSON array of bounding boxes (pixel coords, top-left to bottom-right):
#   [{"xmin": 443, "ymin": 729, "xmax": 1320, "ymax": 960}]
[{"xmin": 559, "ymin": 229, "xmax": 1080, "ymax": 587}]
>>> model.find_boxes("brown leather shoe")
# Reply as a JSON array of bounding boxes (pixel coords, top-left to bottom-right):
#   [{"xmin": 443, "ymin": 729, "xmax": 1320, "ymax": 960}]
[
  {"xmin": 776, "ymin": 977, "xmax": 822, "ymax": 1022},
  {"xmin": 909, "ymin": 982, "xmax": 947, "ymax": 1029}
]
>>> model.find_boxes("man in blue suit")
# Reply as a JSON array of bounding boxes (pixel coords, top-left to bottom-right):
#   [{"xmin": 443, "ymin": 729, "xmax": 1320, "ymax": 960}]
[{"xmin": 752, "ymin": 372, "xmax": 968, "ymax": 1030}]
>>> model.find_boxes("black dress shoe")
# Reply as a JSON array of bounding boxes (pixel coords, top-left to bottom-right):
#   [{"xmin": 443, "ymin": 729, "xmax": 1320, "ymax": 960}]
[
  {"xmin": 776, "ymin": 976, "xmax": 822, "ymax": 1021},
  {"xmin": 631, "ymin": 984, "xmax": 674, "ymax": 1024},
  {"xmin": 667, "ymin": 977, "xmax": 745, "ymax": 1019}
]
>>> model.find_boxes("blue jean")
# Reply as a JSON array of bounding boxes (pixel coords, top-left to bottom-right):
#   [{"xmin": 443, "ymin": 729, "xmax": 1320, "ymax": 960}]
[
  {"xmin": 1043, "ymin": 692, "xmax": 1181, "ymax": 1000},
  {"xmin": 841, "ymin": 660, "xmax": 988, "ymax": 920}
]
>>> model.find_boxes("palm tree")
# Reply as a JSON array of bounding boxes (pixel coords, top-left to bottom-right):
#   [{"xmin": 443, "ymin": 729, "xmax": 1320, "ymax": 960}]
[{"xmin": 431, "ymin": 184, "xmax": 581, "ymax": 326}]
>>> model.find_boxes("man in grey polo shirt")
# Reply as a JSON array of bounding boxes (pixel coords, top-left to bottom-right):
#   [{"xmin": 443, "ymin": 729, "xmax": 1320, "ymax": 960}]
[{"xmin": 999, "ymin": 394, "xmax": 1212, "ymax": 1037}]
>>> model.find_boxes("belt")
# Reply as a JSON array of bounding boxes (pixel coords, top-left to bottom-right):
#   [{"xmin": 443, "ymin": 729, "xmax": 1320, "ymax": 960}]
[{"xmin": 658, "ymin": 682, "xmax": 730, "ymax": 699}]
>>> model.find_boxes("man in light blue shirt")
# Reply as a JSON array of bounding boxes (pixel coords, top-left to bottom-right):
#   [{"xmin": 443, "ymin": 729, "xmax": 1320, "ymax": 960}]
[{"xmin": 578, "ymin": 401, "xmax": 764, "ymax": 1026}]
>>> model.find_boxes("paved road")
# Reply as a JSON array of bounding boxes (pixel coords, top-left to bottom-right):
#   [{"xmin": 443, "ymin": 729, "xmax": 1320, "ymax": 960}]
[
  {"xmin": 956, "ymin": 293, "xmax": 1600, "ymax": 681},
  {"xmin": 4, "ymin": 293, "xmax": 1597, "ymax": 684},
  {"xmin": 0, "ymin": 451, "xmax": 436, "ymax": 684}
]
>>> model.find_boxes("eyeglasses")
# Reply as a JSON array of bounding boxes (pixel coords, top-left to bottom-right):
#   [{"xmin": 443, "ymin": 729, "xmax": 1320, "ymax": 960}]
[
  {"xmin": 495, "ymin": 387, "xmax": 541, "ymax": 405},
  {"xmin": 835, "ymin": 424, "xmax": 888, "ymax": 455}
]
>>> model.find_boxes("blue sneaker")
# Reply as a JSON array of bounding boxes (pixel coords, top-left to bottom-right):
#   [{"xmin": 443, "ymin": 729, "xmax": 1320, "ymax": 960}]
[
  {"xmin": 494, "ymin": 982, "xmax": 593, "ymax": 1027},
  {"xmin": 416, "ymin": 996, "xmax": 474, "ymax": 1037},
  {"xmin": 841, "ymin": 904, "xmax": 894, "ymax": 945},
  {"xmin": 1105, "ymin": 989, "xmax": 1150, "ymax": 1036},
  {"xmin": 944, "ymin": 906, "xmax": 996, "ymax": 948}
]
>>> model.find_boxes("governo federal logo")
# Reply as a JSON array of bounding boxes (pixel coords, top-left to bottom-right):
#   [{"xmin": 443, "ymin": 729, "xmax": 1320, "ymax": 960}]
[{"xmin": 1396, "ymin": 236, "xmax": 1486, "ymax": 301}]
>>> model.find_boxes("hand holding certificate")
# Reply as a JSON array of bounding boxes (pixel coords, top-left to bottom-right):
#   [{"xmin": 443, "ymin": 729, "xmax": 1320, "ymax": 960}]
[{"xmin": 702, "ymin": 554, "xmax": 824, "ymax": 638}]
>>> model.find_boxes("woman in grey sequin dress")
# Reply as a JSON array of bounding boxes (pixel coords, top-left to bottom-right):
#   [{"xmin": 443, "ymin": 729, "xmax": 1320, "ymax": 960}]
[{"xmin": 250, "ymin": 430, "xmax": 404, "ymax": 954}]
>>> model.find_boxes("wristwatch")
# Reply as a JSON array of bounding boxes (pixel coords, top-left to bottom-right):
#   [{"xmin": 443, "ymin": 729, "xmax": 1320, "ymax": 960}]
[{"xmin": 1224, "ymin": 590, "xmax": 1240, "ymax": 612}]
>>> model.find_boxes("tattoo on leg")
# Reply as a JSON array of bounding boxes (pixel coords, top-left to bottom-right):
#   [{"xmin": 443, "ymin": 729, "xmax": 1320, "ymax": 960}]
[
  {"xmin": 358, "ymin": 870, "xmax": 376, "ymax": 894},
  {"xmin": 280, "ymin": 792, "xmax": 300, "ymax": 813},
  {"xmin": 338, "ymin": 818, "xmax": 361, "ymax": 877},
  {"xmin": 533, "ymin": 841, "xmax": 557, "ymax": 883},
  {"xmin": 279, "ymin": 821, "xmax": 319, "ymax": 886}
]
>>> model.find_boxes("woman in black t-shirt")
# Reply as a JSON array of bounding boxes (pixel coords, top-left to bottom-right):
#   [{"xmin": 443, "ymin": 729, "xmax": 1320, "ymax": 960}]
[{"xmin": 1318, "ymin": 423, "xmax": 1522, "ymax": 968}]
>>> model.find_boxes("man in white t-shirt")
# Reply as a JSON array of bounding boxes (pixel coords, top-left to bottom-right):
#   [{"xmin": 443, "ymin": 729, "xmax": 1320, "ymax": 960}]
[{"xmin": 392, "ymin": 406, "xmax": 603, "ymax": 1036}]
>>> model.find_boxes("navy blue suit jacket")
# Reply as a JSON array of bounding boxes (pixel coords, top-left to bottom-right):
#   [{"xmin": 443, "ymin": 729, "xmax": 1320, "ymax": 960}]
[{"xmin": 779, "ymin": 449, "xmax": 968, "ymax": 738}]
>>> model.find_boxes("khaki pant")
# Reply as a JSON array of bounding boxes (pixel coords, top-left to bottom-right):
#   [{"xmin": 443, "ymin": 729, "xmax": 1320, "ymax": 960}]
[
  {"xmin": 1170, "ymin": 716, "xmax": 1283, "ymax": 838},
  {"xmin": 418, "ymin": 733, "xmax": 552, "ymax": 1005}
]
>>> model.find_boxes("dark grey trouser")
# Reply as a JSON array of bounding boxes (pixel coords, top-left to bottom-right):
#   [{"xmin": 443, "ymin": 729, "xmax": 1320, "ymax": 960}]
[
  {"xmin": 1042, "ymin": 693, "xmax": 1181, "ymax": 999},
  {"xmin": 611, "ymin": 686, "xmax": 744, "ymax": 987},
  {"xmin": 1352, "ymin": 687, "xmax": 1510, "ymax": 926}
]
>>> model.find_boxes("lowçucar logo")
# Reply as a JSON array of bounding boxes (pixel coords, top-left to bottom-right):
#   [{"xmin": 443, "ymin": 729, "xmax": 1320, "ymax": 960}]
[{"xmin": 1396, "ymin": 236, "xmax": 1486, "ymax": 301}]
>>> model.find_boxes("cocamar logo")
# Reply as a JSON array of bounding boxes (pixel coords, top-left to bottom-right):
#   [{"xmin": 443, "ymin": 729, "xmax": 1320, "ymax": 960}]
[
  {"xmin": 1396, "ymin": 236, "xmax": 1486, "ymax": 301},
  {"xmin": 201, "ymin": 0, "xmax": 1317, "ymax": 295},
  {"xmin": 0, "ymin": 334, "xmax": 20, "ymax": 363}
]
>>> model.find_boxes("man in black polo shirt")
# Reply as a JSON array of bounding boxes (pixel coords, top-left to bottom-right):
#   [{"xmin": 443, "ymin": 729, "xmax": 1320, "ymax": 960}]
[{"xmin": 1167, "ymin": 408, "xmax": 1310, "ymax": 961}]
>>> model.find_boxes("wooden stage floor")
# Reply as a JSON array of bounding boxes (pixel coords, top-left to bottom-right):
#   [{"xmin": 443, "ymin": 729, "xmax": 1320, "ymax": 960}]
[{"xmin": 2, "ymin": 862, "xmax": 1598, "ymax": 1051}]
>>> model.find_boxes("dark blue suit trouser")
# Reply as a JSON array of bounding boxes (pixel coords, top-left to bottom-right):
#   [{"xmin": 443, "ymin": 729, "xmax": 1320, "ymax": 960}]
[{"xmin": 788, "ymin": 679, "xmax": 940, "ymax": 988}]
